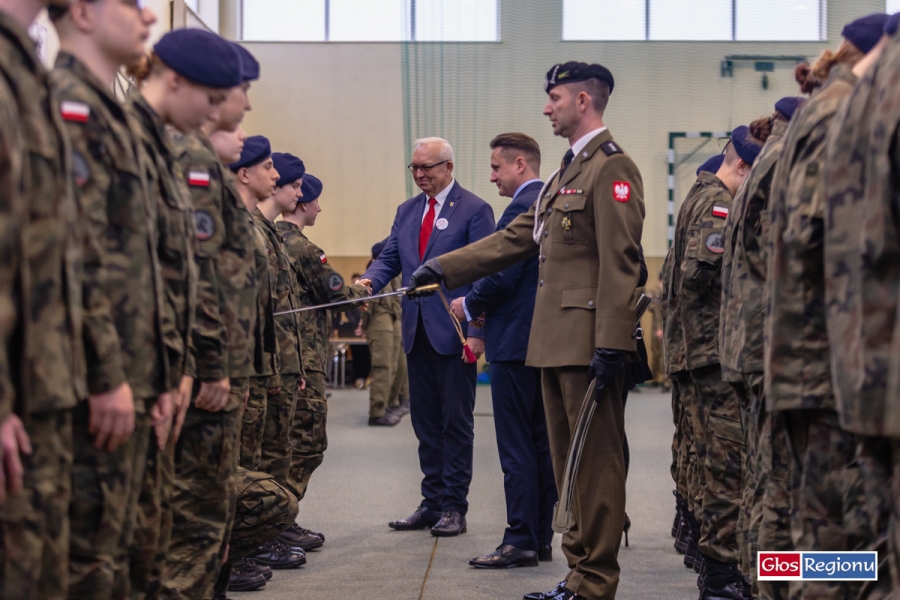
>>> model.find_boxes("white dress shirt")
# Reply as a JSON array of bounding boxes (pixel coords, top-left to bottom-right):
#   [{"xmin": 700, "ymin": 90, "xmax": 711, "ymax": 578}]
[
  {"xmin": 421, "ymin": 178, "xmax": 455, "ymax": 225},
  {"xmin": 570, "ymin": 126, "xmax": 608, "ymax": 157}
]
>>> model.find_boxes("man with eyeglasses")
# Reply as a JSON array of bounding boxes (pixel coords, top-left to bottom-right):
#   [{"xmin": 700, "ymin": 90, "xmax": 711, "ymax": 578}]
[{"xmin": 360, "ymin": 137, "xmax": 494, "ymax": 537}]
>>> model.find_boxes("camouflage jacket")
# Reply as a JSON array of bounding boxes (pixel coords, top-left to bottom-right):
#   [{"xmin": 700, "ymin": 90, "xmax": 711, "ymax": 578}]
[
  {"xmin": 253, "ymin": 210, "xmax": 303, "ymax": 377},
  {"xmin": 249, "ymin": 216, "xmax": 279, "ymax": 382},
  {"xmin": 172, "ymin": 130, "xmax": 263, "ymax": 382},
  {"xmin": 277, "ymin": 221, "xmax": 368, "ymax": 374},
  {"xmin": 0, "ymin": 13, "xmax": 87, "ymax": 418},
  {"xmin": 674, "ymin": 171, "xmax": 733, "ymax": 370},
  {"xmin": 825, "ymin": 38, "xmax": 900, "ymax": 435},
  {"xmin": 362, "ymin": 275, "xmax": 401, "ymax": 335},
  {"xmin": 127, "ymin": 91, "xmax": 197, "ymax": 390},
  {"xmin": 765, "ymin": 65, "xmax": 857, "ymax": 413},
  {"xmin": 719, "ymin": 120, "xmax": 787, "ymax": 378},
  {"xmin": 50, "ymin": 52, "xmax": 168, "ymax": 401}
]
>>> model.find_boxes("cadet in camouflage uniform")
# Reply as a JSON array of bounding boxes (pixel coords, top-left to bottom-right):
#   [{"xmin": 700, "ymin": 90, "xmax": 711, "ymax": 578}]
[
  {"xmin": 0, "ymin": 1, "xmax": 87, "ymax": 598},
  {"xmin": 162, "ymin": 45, "xmax": 263, "ymax": 600},
  {"xmin": 767, "ymin": 18, "xmax": 888, "ymax": 600},
  {"xmin": 228, "ymin": 467, "xmax": 299, "ymax": 564},
  {"xmin": 363, "ymin": 267, "xmax": 405, "ymax": 426},
  {"xmin": 676, "ymin": 127, "xmax": 763, "ymax": 600},
  {"xmin": 719, "ymin": 98, "xmax": 797, "ymax": 599},
  {"xmin": 278, "ymin": 170, "xmax": 368, "ymax": 544},
  {"xmin": 127, "ymin": 29, "xmax": 242, "ymax": 599},
  {"xmin": 255, "ymin": 152, "xmax": 306, "ymax": 497},
  {"xmin": 47, "ymin": 4, "xmax": 171, "ymax": 599},
  {"xmin": 824, "ymin": 14, "xmax": 899, "ymax": 597}
]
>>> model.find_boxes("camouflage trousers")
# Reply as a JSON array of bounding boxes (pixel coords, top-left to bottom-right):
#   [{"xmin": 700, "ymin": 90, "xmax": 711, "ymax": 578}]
[
  {"xmin": 690, "ymin": 364, "xmax": 743, "ymax": 564},
  {"xmin": 782, "ymin": 409, "xmax": 872, "ymax": 600},
  {"xmin": 159, "ymin": 378, "xmax": 247, "ymax": 600},
  {"xmin": 260, "ymin": 374, "xmax": 299, "ymax": 491},
  {"xmin": 850, "ymin": 437, "xmax": 893, "ymax": 599},
  {"xmin": 287, "ymin": 370, "xmax": 327, "ymax": 501},
  {"xmin": 680, "ymin": 370, "xmax": 703, "ymax": 518},
  {"xmin": 670, "ymin": 371, "xmax": 693, "ymax": 501},
  {"xmin": 241, "ymin": 376, "xmax": 275, "ymax": 471},
  {"xmin": 754, "ymin": 406, "xmax": 793, "ymax": 600},
  {"xmin": 368, "ymin": 325, "xmax": 401, "ymax": 418},
  {"xmin": 128, "ymin": 409, "xmax": 175, "ymax": 600},
  {"xmin": 0, "ymin": 409, "xmax": 73, "ymax": 600},
  {"xmin": 69, "ymin": 399, "xmax": 152, "ymax": 600},
  {"xmin": 735, "ymin": 372, "xmax": 762, "ymax": 582}
]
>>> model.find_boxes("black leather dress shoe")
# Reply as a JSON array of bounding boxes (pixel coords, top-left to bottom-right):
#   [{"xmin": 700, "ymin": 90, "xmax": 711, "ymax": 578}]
[
  {"xmin": 523, "ymin": 581, "xmax": 567, "ymax": 600},
  {"xmin": 430, "ymin": 510, "xmax": 466, "ymax": 537},
  {"xmin": 469, "ymin": 544, "xmax": 538, "ymax": 569},
  {"xmin": 538, "ymin": 545, "xmax": 552, "ymax": 562},
  {"xmin": 279, "ymin": 523, "xmax": 324, "ymax": 551},
  {"xmin": 369, "ymin": 412, "xmax": 400, "ymax": 426},
  {"xmin": 246, "ymin": 540, "xmax": 307, "ymax": 569},
  {"xmin": 389, "ymin": 506, "xmax": 443, "ymax": 530},
  {"xmin": 549, "ymin": 590, "xmax": 589, "ymax": 600},
  {"xmin": 228, "ymin": 560, "xmax": 267, "ymax": 592}
]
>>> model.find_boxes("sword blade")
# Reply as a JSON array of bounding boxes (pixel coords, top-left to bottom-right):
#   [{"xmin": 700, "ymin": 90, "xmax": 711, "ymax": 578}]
[{"xmin": 273, "ymin": 289, "xmax": 406, "ymax": 316}]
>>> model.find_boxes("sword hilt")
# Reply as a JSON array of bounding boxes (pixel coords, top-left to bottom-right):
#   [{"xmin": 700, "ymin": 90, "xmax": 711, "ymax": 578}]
[{"xmin": 404, "ymin": 283, "xmax": 441, "ymax": 297}]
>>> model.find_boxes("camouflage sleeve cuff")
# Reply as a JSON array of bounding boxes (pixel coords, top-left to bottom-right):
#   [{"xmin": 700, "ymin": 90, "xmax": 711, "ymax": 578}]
[
  {"xmin": 86, "ymin": 350, "xmax": 127, "ymax": 396},
  {"xmin": 195, "ymin": 359, "xmax": 227, "ymax": 383}
]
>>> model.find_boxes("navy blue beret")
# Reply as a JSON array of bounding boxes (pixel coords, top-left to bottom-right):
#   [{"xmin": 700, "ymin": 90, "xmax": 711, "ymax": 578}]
[
  {"xmin": 697, "ymin": 154, "xmax": 725, "ymax": 176},
  {"xmin": 154, "ymin": 29, "xmax": 243, "ymax": 89},
  {"xmin": 730, "ymin": 126, "xmax": 762, "ymax": 166},
  {"xmin": 229, "ymin": 135, "xmax": 271, "ymax": 172},
  {"xmin": 232, "ymin": 43, "xmax": 260, "ymax": 82},
  {"xmin": 299, "ymin": 174, "xmax": 323, "ymax": 203},
  {"xmin": 372, "ymin": 239, "xmax": 387, "ymax": 258},
  {"xmin": 272, "ymin": 153, "xmax": 306, "ymax": 187},
  {"xmin": 775, "ymin": 97, "xmax": 803, "ymax": 121},
  {"xmin": 842, "ymin": 13, "xmax": 889, "ymax": 54},
  {"xmin": 545, "ymin": 62, "xmax": 614, "ymax": 95},
  {"xmin": 886, "ymin": 12, "xmax": 900, "ymax": 35}
]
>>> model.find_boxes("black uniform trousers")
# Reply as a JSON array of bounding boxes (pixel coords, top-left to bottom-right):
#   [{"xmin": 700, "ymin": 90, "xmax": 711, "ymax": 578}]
[
  {"xmin": 408, "ymin": 316, "xmax": 477, "ymax": 515},
  {"xmin": 490, "ymin": 361, "xmax": 556, "ymax": 551}
]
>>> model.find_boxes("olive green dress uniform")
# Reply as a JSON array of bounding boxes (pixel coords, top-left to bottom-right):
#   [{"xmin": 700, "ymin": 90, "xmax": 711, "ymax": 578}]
[
  {"xmin": 0, "ymin": 12, "xmax": 88, "ymax": 600},
  {"xmin": 127, "ymin": 90, "xmax": 198, "ymax": 600},
  {"xmin": 49, "ymin": 52, "xmax": 170, "ymax": 600},
  {"xmin": 362, "ymin": 275, "xmax": 404, "ymax": 419},
  {"xmin": 277, "ymin": 220, "xmax": 367, "ymax": 500},
  {"xmin": 675, "ymin": 171, "xmax": 743, "ymax": 566},
  {"xmin": 253, "ymin": 210, "xmax": 304, "ymax": 491},
  {"xmin": 718, "ymin": 119, "xmax": 790, "ymax": 595},
  {"xmin": 436, "ymin": 129, "xmax": 644, "ymax": 600},
  {"xmin": 766, "ymin": 64, "xmax": 875, "ymax": 600},
  {"xmin": 161, "ymin": 129, "xmax": 262, "ymax": 600},
  {"xmin": 825, "ymin": 34, "xmax": 900, "ymax": 595}
]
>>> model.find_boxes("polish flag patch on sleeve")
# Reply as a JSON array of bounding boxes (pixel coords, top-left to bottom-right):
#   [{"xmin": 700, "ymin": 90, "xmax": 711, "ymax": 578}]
[
  {"xmin": 187, "ymin": 170, "xmax": 210, "ymax": 187},
  {"xmin": 319, "ymin": 253, "xmax": 327, "ymax": 264},
  {"xmin": 60, "ymin": 101, "xmax": 90, "ymax": 123},
  {"xmin": 712, "ymin": 205, "xmax": 729, "ymax": 219},
  {"xmin": 613, "ymin": 181, "xmax": 631, "ymax": 202}
]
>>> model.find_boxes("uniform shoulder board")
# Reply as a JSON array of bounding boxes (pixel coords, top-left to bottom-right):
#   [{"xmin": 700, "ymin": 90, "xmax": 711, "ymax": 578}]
[{"xmin": 600, "ymin": 141, "xmax": 623, "ymax": 157}]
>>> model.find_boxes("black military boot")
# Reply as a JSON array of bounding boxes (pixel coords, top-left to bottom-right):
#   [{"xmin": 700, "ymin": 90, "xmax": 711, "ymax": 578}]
[
  {"xmin": 672, "ymin": 491, "xmax": 685, "ymax": 537},
  {"xmin": 675, "ymin": 507, "xmax": 692, "ymax": 555},
  {"xmin": 235, "ymin": 557, "xmax": 272, "ymax": 581},
  {"xmin": 246, "ymin": 540, "xmax": 307, "ymax": 569},
  {"xmin": 227, "ymin": 560, "xmax": 267, "ymax": 592},
  {"xmin": 700, "ymin": 557, "xmax": 750, "ymax": 600},
  {"xmin": 279, "ymin": 523, "xmax": 324, "ymax": 551},
  {"xmin": 683, "ymin": 513, "xmax": 703, "ymax": 572}
]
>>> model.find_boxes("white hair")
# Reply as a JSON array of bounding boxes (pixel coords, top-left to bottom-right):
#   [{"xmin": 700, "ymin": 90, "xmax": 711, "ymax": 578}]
[{"xmin": 414, "ymin": 137, "xmax": 454, "ymax": 163}]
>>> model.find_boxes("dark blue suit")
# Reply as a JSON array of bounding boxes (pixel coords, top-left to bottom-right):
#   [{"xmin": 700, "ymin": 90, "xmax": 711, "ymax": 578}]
[
  {"xmin": 363, "ymin": 181, "xmax": 495, "ymax": 515},
  {"xmin": 463, "ymin": 180, "xmax": 556, "ymax": 550}
]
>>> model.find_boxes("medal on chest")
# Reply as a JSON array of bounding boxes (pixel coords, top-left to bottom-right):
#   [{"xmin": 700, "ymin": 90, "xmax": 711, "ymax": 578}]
[{"xmin": 561, "ymin": 216, "xmax": 572, "ymax": 231}]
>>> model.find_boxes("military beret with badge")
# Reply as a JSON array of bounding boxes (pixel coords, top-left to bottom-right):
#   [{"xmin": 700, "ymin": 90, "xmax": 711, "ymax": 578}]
[
  {"xmin": 544, "ymin": 61, "xmax": 615, "ymax": 95},
  {"xmin": 272, "ymin": 153, "xmax": 306, "ymax": 188},
  {"xmin": 229, "ymin": 135, "xmax": 271, "ymax": 172},
  {"xmin": 299, "ymin": 174, "xmax": 323, "ymax": 203},
  {"xmin": 154, "ymin": 28, "xmax": 243, "ymax": 89}
]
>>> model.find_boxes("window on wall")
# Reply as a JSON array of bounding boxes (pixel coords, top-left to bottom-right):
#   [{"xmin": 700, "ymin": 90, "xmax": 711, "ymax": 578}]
[
  {"xmin": 241, "ymin": 0, "xmax": 499, "ymax": 42},
  {"xmin": 889, "ymin": 0, "xmax": 900, "ymax": 13},
  {"xmin": 563, "ymin": 0, "xmax": 826, "ymax": 41}
]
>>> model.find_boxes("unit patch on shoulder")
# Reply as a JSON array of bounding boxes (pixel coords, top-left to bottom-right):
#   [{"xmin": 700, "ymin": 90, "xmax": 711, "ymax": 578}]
[
  {"xmin": 60, "ymin": 100, "xmax": 90, "ymax": 123},
  {"xmin": 188, "ymin": 170, "xmax": 210, "ymax": 187},
  {"xmin": 705, "ymin": 232, "xmax": 724, "ymax": 254},
  {"xmin": 613, "ymin": 181, "xmax": 631, "ymax": 202},
  {"xmin": 600, "ymin": 141, "xmax": 623, "ymax": 157},
  {"xmin": 711, "ymin": 205, "xmax": 729, "ymax": 219},
  {"xmin": 72, "ymin": 152, "xmax": 90, "ymax": 187},
  {"xmin": 328, "ymin": 273, "xmax": 344, "ymax": 291},
  {"xmin": 195, "ymin": 210, "xmax": 215, "ymax": 241}
]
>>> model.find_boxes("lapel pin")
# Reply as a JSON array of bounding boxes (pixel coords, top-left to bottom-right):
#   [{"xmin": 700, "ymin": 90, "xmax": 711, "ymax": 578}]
[
  {"xmin": 449, "ymin": 202, "xmax": 454, "ymax": 207},
  {"xmin": 582, "ymin": 152, "xmax": 589, "ymax": 158}
]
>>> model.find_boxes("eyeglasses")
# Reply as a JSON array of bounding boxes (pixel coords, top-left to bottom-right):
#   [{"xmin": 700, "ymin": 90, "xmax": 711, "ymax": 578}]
[{"xmin": 407, "ymin": 160, "xmax": 448, "ymax": 174}]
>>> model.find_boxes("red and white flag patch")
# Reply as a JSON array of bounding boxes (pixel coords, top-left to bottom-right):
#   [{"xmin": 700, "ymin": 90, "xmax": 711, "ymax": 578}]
[
  {"xmin": 60, "ymin": 101, "xmax": 90, "ymax": 123},
  {"xmin": 187, "ymin": 170, "xmax": 210, "ymax": 187},
  {"xmin": 613, "ymin": 181, "xmax": 631, "ymax": 202},
  {"xmin": 319, "ymin": 253, "xmax": 327, "ymax": 264},
  {"xmin": 712, "ymin": 205, "xmax": 729, "ymax": 219}
]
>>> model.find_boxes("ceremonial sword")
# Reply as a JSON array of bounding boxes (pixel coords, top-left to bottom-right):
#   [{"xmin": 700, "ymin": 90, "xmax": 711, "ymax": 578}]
[
  {"xmin": 273, "ymin": 283, "xmax": 441, "ymax": 316},
  {"xmin": 552, "ymin": 293, "xmax": 653, "ymax": 534}
]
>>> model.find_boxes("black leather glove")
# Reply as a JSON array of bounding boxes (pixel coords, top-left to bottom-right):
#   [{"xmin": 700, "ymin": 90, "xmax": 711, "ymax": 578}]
[
  {"xmin": 407, "ymin": 260, "xmax": 443, "ymax": 297},
  {"xmin": 588, "ymin": 348, "xmax": 626, "ymax": 387}
]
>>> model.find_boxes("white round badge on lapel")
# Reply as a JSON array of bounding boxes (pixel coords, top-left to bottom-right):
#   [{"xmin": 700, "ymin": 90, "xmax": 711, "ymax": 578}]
[{"xmin": 435, "ymin": 218, "xmax": 449, "ymax": 231}]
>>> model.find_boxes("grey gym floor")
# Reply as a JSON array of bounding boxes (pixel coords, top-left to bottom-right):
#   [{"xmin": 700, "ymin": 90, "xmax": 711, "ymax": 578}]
[{"xmin": 230, "ymin": 385, "xmax": 697, "ymax": 600}]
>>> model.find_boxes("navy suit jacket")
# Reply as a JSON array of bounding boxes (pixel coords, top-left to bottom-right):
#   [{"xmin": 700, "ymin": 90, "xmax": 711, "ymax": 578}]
[
  {"xmin": 463, "ymin": 181, "xmax": 542, "ymax": 363},
  {"xmin": 363, "ymin": 181, "xmax": 496, "ymax": 356}
]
